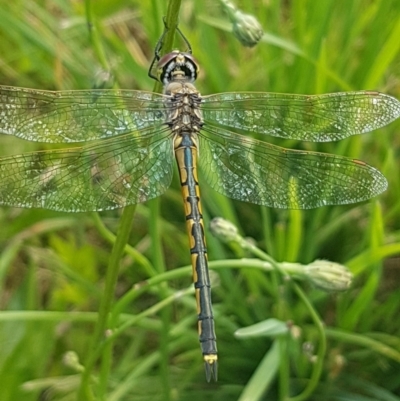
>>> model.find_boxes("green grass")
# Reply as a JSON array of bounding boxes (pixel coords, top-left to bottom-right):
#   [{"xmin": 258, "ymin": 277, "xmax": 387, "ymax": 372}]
[{"xmin": 1, "ymin": 0, "xmax": 400, "ymax": 400}]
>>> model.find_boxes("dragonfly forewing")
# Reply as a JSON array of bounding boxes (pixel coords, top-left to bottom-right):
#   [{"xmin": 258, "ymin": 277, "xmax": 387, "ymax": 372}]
[
  {"xmin": 0, "ymin": 86, "xmax": 169, "ymax": 143},
  {"xmin": 201, "ymin": 91, "xmax": 400, "ymax": 142}
]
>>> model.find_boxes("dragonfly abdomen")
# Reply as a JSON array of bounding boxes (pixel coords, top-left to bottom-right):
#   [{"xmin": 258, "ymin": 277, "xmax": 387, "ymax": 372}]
[{"xmin": 174, "ymin": 132, "xmax": 218, "ymax": 381}]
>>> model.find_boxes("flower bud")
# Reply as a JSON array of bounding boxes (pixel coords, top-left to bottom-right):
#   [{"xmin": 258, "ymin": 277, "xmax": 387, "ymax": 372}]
[
  {"xmin": 220, "ymin": 0, "xmax": 263, "ymax": 47},
  {"xmin": 63, "ymin": 351, "xmax": 84, "ymax": 372},
  {"xmin": 232, "ymin": 11, "xmax": 264, "ymax": 47},
  {"xmin": 209, "ymin": 217, "xmax": 241, "ymax": 243},
  {"xmin": 304, "ymin": 260, "xmax": 353, "ymax": 292}
]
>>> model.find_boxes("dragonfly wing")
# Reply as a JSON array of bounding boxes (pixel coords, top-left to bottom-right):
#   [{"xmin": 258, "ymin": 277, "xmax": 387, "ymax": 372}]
[
  {"xmin": 198, "ymin": 126, "xmax": 387, "ymax": 209},
  {"xmin": 0, "ymin": 86, "xmax": 168, "ymax": 143},
  {"xmin": 201, "ymin": 91, "xmax": 400, "ymax": 142},
  {"xmin": 0, "ymin": 127, "xmax": 174, "ymax": 212}
]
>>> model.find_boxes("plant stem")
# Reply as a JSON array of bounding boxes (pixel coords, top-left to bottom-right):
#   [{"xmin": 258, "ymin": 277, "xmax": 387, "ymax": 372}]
[
  {"xmin": 77, "ymin": 205, "xmax": 136, "ymax": 400},
  {"xmin": 288, "ymin": 283, "xmax": 326, "ymax": 401}
]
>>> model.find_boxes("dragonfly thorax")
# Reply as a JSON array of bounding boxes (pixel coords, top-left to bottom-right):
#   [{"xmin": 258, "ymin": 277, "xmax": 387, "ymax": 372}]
[
  {"xmin": 164, "ymin": 81, "xmax": 203, "ymax": 135},
  {"xmin": 157, "ymin": 50, "xmax": 199, "ymax": 86}
]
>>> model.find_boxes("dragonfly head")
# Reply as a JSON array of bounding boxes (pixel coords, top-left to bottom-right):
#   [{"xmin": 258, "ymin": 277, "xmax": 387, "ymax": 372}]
[{"xmin": 157, "ymin": 50, "xmax": 199, "ymax": 85}]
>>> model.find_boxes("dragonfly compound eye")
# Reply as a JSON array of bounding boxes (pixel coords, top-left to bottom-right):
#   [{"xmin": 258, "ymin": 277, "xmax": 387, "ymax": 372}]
[{"xmin": 157, "ymin": 51, "xmax": 199, "ymax": 85}]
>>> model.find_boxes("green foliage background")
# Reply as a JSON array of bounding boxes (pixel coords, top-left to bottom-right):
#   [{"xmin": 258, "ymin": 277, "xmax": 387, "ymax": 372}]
[{"xmin": 0, "ymin": 0, "xmax": 400, "ymax": 400}]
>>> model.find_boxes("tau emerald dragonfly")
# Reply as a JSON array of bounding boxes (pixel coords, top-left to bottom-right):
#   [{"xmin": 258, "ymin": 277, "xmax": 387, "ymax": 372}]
[{"xmin": 0, "ymin": 29, "xmax": 399, "ymax": 382}]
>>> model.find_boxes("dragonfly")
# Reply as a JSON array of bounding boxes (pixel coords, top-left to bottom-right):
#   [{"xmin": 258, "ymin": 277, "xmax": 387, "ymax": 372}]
[{"xmin": 1, "ymin": 27, "xmax": 399, "ymax": 382}]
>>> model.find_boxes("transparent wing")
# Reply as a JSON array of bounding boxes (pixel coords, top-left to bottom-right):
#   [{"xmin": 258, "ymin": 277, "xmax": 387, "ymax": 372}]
[
  {"xmin": 0, "ymin": 127, "xmax": 174, "ymax": 212},
  {"xmin": 198, "ymin": 126, "xmax": 387, "ymax": 209},
  {"xmin": 201, "ymin": 91, "xmax": 400, "ymax": 142},
  {"xmin": 0, "ymin": 85, "xmax": 168, "ymax": 143}
]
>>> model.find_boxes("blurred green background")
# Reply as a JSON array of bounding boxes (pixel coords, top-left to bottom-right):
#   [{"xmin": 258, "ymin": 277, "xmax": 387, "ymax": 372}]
[{"xmin": 0, "ymin": 0, "xmax": 400, "ymax": 400}]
